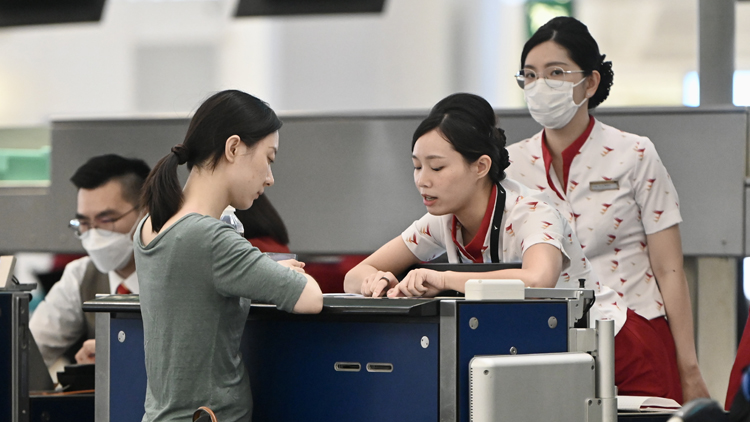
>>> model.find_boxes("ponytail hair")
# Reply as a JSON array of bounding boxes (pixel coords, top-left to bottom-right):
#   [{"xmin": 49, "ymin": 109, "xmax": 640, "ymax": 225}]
[
  {"xmin": 412, "ymin": 93, "xmax": 510, "ymax": 184},
  {"xmin": 520, "ymin": 16, "xmax": 614, "ymax": 109},
  {"xmin": 141, "ymin": 90, "xmax": 282, "ymax": 232}
]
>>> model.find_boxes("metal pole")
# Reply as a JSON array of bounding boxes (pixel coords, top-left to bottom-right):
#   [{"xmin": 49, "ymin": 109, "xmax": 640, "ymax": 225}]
[
  {"xmin": 597, "ymin": 319, "xmax": 617, "ymax": 422},
  {"xmin": 698, "ymin": 0, "xmax": 735, "ymax": 106}
]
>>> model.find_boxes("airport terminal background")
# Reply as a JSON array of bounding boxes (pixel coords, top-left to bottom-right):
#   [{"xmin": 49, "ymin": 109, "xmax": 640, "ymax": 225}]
[{"xmin": 1, "ymin": 0, "xmax": 749, "ymax": 408}]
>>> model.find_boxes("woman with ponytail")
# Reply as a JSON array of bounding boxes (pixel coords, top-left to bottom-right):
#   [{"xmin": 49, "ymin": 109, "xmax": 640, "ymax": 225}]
[
  {"xmin": 135, "ymin": 90, "xmax": 322, "ymax": 422},
  {"xmin": 505, "ymin": 16, "xmax": 708, "ymax": 403},
  {"xmin": 344, "ymin": 93, "xmax": 626, "ymax": 335}
]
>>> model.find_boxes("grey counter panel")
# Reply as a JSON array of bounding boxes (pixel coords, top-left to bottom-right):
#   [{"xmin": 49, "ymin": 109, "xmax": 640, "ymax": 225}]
[{"xmin": 1, "ymin": 107, "xmax": 747, "ymax": 256}]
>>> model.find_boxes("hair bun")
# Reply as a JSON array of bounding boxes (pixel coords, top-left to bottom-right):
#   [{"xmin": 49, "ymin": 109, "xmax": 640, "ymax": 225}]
[{"xmin": 170, "ymin": 144, "xmax": 189, "ymax": 165}]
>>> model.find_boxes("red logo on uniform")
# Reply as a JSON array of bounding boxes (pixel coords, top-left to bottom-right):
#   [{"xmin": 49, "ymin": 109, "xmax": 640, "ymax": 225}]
[
  {"xmin": 505, "ymin": 224, "xmax": 515, "ymax": 237},
  {"xmin": 614, "ymin": 217, "xmax": 623, "ymax": 229},
  {"xmin": 569, "ymin": 180, "xmax": 579, "ymax": 192},
  {"xmin": 541, "ymin": 221, "xmax": 553, "ymax": 229},
  {"xmin": 620, "ymin": 278, "xmax": 627, "ymax": 285},
  {"xmin": 531, "ymin": 155, "xmax": 541, "ymax": 165},
  {"xmin": 406, "ymin": 233, "xmax": 418, "ymax": 245},
  {"xmin": 653, "ymin": 210, "xmax": 664, "ymax": 222},
  {"xmin": 602, "ymin": 176, "xmax": 613, "ymax": 181},
  {"xmin": 614, "ymin": 248, "xmax": 622, "ymax": 255},
  {"xmin": 655, "ymin": 300, "xmax": 664, "ymax": 310},
  {"xmin": 562, "ymin": 273, "xmax": 570, "ymax": 283},
  {"xmin": 610, "ymin": 260, "xmax": 619, "ymax": 271},
  {"xmin": 581, "ymin": 258, "xmax": 588, "ymax": 269},
  {"xmin": 527, "ymin": 202, "xmax": 539, "ymax": 211},
  {"xmin": 639, "ymin": 241, "xmax": 647, "ymax": 251},
  {"xmin": 646, "ymin": 178, "xmax": 656, "ymax": 191},
  {"xmin": 542, "ymin": 232, "xmax": 554, "ymax": 241},
  {"xmin": 634, "ymin": 146, "xmax": 646, "ymax": 160},
  {"xmin": 419, "ymin": 225, "xmax": 432, "ymax": 237},
  {"xmin": 607, "ymin": 235, "xmax": 616, "ymax": 245},
  {"xmin": 601, "ymin": 146, "xmax": 614, "ymax": 157},
  {"xmin": 601, "ymin": 203, "xmax": 612, "ymax": 214},
  {"xmin": 645, "ymin": 272, "xmax": 654, "ymax": 283},
  {"xmin": 570, "ymin": 212, "xmax": 581, "ymax": 222},
  {"xmin": 617, "ymin": 291, "xmax": 624, "ymax": 297},
  {"xmin": 535, "ymin": 185, "xmax": 547, "ymax": 192},
  {"xmin": 515, "ymin": 195, "xmax": 524, "ymax": 204}
]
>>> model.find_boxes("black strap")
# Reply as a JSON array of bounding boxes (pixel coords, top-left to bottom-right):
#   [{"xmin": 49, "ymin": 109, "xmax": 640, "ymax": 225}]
[{"xmin": 489, "ymin": 183, "xmax": 506, "ymax": 264}]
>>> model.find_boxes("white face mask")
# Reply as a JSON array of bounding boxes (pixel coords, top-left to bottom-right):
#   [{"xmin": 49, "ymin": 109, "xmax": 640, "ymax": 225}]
[
  {"xmin": 524, "ymin": 78, "xmax": 588, "ymax": 130},
  {"xmin": 80, "ymin": 228, "xmax": 134, "ymax": 273}
]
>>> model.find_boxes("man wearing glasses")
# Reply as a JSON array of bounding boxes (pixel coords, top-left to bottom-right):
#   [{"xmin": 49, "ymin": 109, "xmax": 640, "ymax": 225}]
[{"xmin": 30, "ymin": 154, "xmax": 151, "ymax": 367}]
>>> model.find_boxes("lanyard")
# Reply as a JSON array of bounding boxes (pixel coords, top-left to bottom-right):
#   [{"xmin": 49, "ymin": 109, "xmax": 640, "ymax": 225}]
[{"xmin": 489, "ymin": 183, "xmax": 506, "ymax": 264}]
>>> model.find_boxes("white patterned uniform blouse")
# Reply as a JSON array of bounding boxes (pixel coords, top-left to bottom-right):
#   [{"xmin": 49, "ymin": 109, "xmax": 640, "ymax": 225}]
[{"xmin": 506, "ymin": 118, "xmax": 682, "ymax": 321}]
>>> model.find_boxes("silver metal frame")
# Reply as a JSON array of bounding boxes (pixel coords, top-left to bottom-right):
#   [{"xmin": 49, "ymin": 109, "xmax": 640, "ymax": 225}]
[
  {"xmin": 95, "ymin": 312, "xmax": 111, "ymax": 422},
  {"xmin": 11, "ymin": 293, "xmax": 30, "ymax": 422},
  {"xmin": 439, "ymin": 300, "xmax": 457, "ymax": 422}
]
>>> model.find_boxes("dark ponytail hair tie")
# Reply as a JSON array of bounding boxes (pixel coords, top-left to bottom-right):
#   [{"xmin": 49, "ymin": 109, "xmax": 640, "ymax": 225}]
[{"xmin": 171, "ymin": 144, "xmax": 189, "ymax": 165}]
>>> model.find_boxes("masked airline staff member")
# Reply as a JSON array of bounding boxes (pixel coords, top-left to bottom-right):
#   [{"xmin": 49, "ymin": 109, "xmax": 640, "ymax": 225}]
[
  {"xmin": 136, "ymin": 90, "xmax": 323, "ymax": 422},
  {"xmin": 29, "ymin": 155, "xmax": 150, "ymax": 366},
  {"xmin": 505, "ymin": 17, "xmax": 708, "ymax": 403},
  {"xmin": 344, "ymin": 93, "xmax": 626, "ymax": 333}
]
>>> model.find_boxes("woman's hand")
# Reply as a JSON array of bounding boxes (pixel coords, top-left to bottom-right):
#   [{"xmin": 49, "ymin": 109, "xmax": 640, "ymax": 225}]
[
  {"xmin": 361, "ymin": 271, "xmax": 397, "ymax": 297},
  {"xmin": 278, "ymin": 259, "xmax": 306, "ymax": 274},
  {"xmin": 388, "ymin": 268, "xmax": 446, "ymax": 298},
  {"xmin": 679, "ymin": 363, "xmax": 710, "ymax": 403}
]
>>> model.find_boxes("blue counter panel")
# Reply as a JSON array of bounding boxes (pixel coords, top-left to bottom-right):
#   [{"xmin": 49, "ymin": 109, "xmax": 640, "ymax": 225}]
[
  {"xmin": 244, "ymin": 319, "xmax": 439, "ymax": 422},
  {"xmin": 110, "ymin": 317, "xmax": 147, "ymax": 422},
  {"xmin": 457, "ymin": 302, "xmax": 568, "ymax": 422}
]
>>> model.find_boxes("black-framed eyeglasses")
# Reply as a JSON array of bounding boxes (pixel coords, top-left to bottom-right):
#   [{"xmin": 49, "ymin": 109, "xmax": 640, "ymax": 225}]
[
  {"xmin": 68, "ymin": 207, "xmax": 137, "ymax": 237},
  {"xmin": 515, "ymin": 66, "xmax": 587, "ymax": 89}
]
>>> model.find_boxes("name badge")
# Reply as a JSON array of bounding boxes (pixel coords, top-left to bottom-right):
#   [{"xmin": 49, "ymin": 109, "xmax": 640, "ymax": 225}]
[{"xmin": 589, "ymin": 180, "xmax": 619, "ymax": 191}]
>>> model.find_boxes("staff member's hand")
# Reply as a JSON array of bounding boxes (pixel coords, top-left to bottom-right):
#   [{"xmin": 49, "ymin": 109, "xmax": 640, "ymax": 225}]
[
  {"xmin": 388, "ymin": 268, "xmax": 445, "ymax": 298},
  {"xmin": 75, "ymin": 339, "xmax": 96, "ymax": 364},
  {"xmin": 361, "ymin": 271, "xmax": 397, "ymax": 297},
  {"xmin": 278, "ymin": 259, "xmax": 306, "ymax": 274}
]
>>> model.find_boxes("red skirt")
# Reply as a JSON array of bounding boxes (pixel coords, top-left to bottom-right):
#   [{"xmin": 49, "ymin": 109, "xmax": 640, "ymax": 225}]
[
  {"xmin": 614, "ymin": 308, "xmax": 683, "ymax": 404},
  {"xmin": 725, "ymin": 312, "xmax": 750, "ymax": 409}
]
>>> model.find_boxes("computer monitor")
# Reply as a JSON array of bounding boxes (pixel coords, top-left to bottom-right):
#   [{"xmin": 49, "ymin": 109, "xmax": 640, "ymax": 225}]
[
  {"xmin": 0, "ymin": 255, "xmax": 16, "ymax": 289},
  {"xmin": 28, "ymin": 334, "xmax": 54, "ymax": 391},
  {"xmin": 235, "ymin": 0, "xmax": 385, "ymax": 17},
  {"xmin": 0, "ymin": 0, "xmax": 106, "ymax": 27}
]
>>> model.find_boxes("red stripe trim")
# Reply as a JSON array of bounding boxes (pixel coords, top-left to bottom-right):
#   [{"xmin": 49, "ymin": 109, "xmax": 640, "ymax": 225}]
[
  {"xmin": 451, "ymin": 185, "xmax": 496, "ymax": 263},
  {"xmin": 541, "ymin": 115, "xmax": 595, "ymax": 198}
]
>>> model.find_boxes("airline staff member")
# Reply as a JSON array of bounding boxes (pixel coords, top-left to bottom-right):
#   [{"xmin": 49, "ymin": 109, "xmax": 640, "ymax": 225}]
[
  {"xmin": 30, "ymin": 154, "xmax": 150, "ymax": 366},
  {"xmin": 344, "ymin": 93, "xmax": 626, "ymax": 332},
  {"xmin": 505, "ymin": 16, "xmax": 708, "ymax": 403}
]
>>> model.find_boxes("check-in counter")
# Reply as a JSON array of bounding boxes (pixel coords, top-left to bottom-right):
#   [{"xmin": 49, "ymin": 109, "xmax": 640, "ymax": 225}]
[
  {"xmin": 82, "ymin": 290, "xmax": 677, "ymax": 422},
  {"xmin": 87, "ymin": 293, "xmax": 576, "ymax": 422},
  {"xmin": 1, "ymin": 289, "xmax": 676, "ymax": 422}
]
